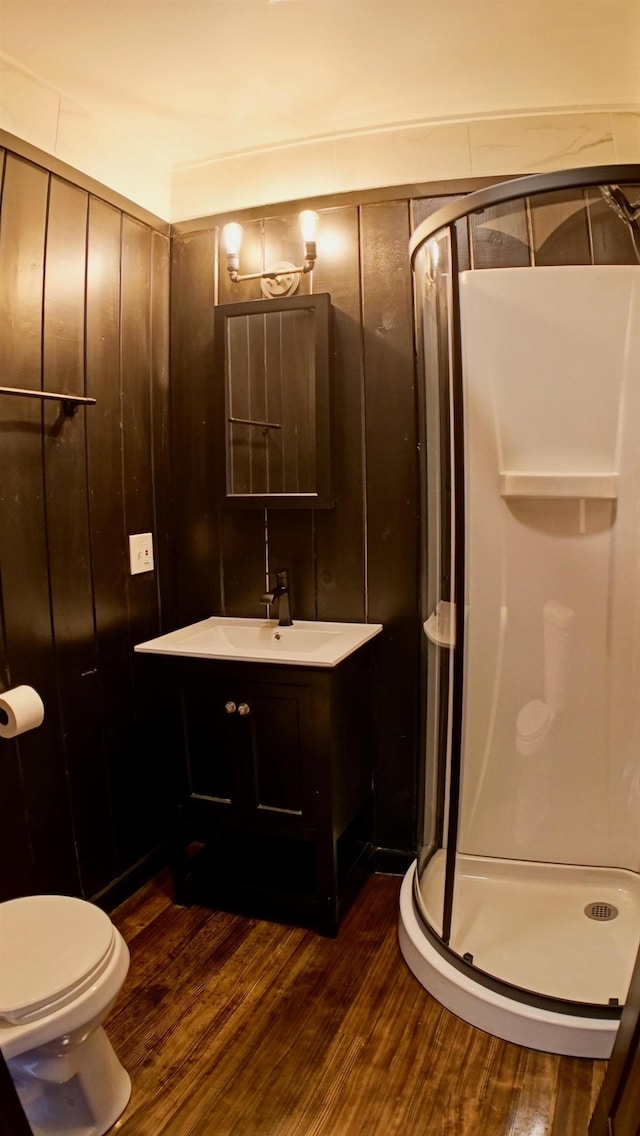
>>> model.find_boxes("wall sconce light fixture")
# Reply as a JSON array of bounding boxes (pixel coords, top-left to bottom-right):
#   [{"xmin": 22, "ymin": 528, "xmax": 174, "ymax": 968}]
[{"xmin": 222, "ymin": 210, "xmax": 319, "ymax": 298}]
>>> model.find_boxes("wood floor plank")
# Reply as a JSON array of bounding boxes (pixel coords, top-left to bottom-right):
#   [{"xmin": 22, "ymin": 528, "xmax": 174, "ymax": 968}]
[
  {"xmin": 550, "ymin": 1057, "xmax": 602, "ymax": 1136},
  {"xmin": 111, "ymin": 921, "xmax": 311, "ymax": 1132},
  {"xmin": 507, "ymin": 1048, "xmax": 559, "ymax": 1136},
  {"xmin": 107, "ymin": 873, "xmax": 607, "ymax": 1136},
  {"xmin": 162, "ymin": 904, "xmax": 396, "ymax": 1134},
  {"xmin": 111, "ymin": 870, "xmax": 175, "ymax": 941}
]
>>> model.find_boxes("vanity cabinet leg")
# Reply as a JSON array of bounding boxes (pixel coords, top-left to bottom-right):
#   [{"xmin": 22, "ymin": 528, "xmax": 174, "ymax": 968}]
[
  {"xmin": 315, "ymin": 838, "xmax": 339, "ymax": 937},
  {"xmin": 317, "ymin": 904, "xmax": 339, "ymax": 938}
]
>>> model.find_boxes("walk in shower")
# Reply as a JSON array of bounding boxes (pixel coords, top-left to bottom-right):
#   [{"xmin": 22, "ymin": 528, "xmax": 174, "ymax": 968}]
[{"xmin": 399, "ymin": 165, "xmax": 640, "ymax": 1058}]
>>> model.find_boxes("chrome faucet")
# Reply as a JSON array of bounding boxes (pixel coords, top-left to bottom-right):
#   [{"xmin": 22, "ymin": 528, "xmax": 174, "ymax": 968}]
[{"xmin": 261, "ymin": 569, "xmax": 292, "ymax": 627}]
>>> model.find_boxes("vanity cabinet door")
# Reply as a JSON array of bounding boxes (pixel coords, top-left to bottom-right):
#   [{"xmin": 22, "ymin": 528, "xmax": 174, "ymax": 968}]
[
  {"xmin": 183, "ymin": 680, "xmax": 242, "ymax": 804},
  {"xmin": 243, "ymin": 680, "xmax": 312, "ymax": 818},
  {"xmin": 182, "ymin": 668, "xmax": 316, "ymax": 827}
]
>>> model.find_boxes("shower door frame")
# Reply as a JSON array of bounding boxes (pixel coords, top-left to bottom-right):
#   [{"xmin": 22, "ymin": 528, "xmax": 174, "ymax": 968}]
[{"xmin": 411, "ymin": 163, "xmax": 640, "ymax": 1021}]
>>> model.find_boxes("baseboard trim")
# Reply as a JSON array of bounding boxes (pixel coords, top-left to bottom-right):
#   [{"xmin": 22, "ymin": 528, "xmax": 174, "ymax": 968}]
[
  {"xmin": 91, "ymin": 843, "xmax": 169, "ymax": 914},
  {"xmin": 374, "ymin": 847, "xmax": 415, "ymax": 876}
]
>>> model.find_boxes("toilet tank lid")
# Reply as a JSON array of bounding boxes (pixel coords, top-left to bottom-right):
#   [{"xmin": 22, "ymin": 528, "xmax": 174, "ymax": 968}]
[{"xmin": 0, "ymin": 895, "xmax": 115, "ymax": 1021}]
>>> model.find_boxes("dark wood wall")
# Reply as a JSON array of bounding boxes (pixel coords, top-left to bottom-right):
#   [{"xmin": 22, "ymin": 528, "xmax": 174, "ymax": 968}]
[
  {"xmin": 0, "ymin": 145, "xmax": 172, "ymax": 906},
  {"xmin": 171, "ymin": 201, "xmax": 420, "ymax": 860}
]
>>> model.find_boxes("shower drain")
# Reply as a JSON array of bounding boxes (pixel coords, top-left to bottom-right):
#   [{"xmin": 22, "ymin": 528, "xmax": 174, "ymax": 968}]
[{"xmin": 584, "ymin": 902, "xmax": 619, "ymax": 921}]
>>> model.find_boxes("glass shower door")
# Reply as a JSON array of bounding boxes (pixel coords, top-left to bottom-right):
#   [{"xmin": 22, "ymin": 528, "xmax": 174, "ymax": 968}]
[{"xmin": 413, "ymin": 228, "xmax": 459, "ymax": 942}]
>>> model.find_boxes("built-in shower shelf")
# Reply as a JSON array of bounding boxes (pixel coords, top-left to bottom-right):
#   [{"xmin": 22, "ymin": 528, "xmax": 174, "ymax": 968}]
[
  {"xmin": 423, "ymin": 601, "xmax": 456, "ymax": 647},
  {"xmin": 499, "ymin": 472, "xmax": 618, "ymax": 499}
]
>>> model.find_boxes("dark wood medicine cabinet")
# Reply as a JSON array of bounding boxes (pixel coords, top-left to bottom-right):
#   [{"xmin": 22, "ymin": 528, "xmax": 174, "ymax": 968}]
[{"xmin": 213, "ymin": 292, "xmax": 333, "ymax": 508}]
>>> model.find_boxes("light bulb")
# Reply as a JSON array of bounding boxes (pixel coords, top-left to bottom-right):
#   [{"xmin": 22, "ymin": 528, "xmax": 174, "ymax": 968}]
[
  {"xmin": 299, "ymin": 210, "xmax": 319, "ymax": 243},
  {"xmin": 223, "ymin": 222, "xmax": 243, "ymax": 256}
]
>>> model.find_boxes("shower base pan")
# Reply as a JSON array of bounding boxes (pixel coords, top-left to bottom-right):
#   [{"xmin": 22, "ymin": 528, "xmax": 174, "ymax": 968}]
[{"xmin": 399, "ymin": 856, "xmax": 640, "ymax": 1057}]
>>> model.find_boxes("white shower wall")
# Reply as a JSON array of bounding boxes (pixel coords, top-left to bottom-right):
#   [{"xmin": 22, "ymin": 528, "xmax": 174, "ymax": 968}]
[{"xmin": 458, "ymin": 265, "xmax": 640, "ymax": 872}]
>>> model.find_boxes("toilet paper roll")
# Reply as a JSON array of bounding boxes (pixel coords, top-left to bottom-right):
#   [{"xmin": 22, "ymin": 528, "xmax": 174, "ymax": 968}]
[{"xmin": 0, "ymin": 685, "xmax": 45, "ymax": 738}]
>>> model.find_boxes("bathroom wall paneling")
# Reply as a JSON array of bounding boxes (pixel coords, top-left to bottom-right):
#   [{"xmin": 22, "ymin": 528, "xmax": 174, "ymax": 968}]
[
  {"xmin": 169, "ymin": 227, "xmax": 220, "ymax": 629},
  {"xmin": 150, "ymin": 228, "xmax": 172, "ymax": 624},
  {"xmin": 261, "ymin": 213, "xmax": 317, "ymax": 623},
  {"xmin": 529, "ymin": 188, "xmax": 592, "ymax": 265},
  {"xmin": 0, "ymin": 145, "xmax": 171, "ymax": 905},
  {"xmin": 217, "ymin": 219, "xmax": 268, "ymax": 620},
  {"xmin": 469, "ymin": 197, "xmax": 532, "ymax": 269},
  {"xmin": 171, "ymin": 198, "xmax": 422, "ymax": 857},
  {"xmin": 0, "ymin": 156, "xmax": 43, "ymax": 891},
  {"xmin": 0, "ymin": 153, "xmax": 80, "ymax": 898},
  {"xmin": 360, "ymin": 200, "xmax": 420, "ymax": 854},
  {"xmin": 116, "ymin": 214, "xmax": 169, "ymax": 870},
  {"xmin": 312, "ymin": 206, "xmax": 367, "ymax": 624},
  {"xmin": 2, "ymin": 148, "xmax": 638, "ymax": 903},
  {"xmin": 85, "ymin": 195, "xmax": 129, "ymax": 892},
  {"xmin": 412, "ymin": 194, "xmax": 471, "ymax": 273},
  {"xmin": 43, "ymin": 175, "xmax": 107, "ymax": 896}
]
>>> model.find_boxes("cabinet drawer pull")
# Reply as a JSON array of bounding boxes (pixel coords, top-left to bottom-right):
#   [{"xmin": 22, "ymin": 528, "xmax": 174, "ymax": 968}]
[
  {"xmin": 224, "ymin": 701, "xmax": 237, "ymax": 714},
  {"xmin": 238, "ymin": 703, "xmax": 251, "ymax": 716}
]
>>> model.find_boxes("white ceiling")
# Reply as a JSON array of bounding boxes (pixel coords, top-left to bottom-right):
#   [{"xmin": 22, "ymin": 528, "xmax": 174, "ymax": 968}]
[{"xmin": 0, "ymin": 0, "xmax": 638, "ymax": 174}]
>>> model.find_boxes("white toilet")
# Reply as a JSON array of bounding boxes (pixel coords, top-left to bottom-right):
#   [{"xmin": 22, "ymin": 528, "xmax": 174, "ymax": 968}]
[{"xmin": 0, "ymin": 894, "xmax": 131, "ymax": 1136}]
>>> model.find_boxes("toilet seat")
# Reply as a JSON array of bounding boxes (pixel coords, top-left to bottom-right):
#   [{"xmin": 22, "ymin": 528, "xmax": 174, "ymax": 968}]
[{"xmin": 0, "ymin": 895, "xmax": 116, "ymax": 1025}]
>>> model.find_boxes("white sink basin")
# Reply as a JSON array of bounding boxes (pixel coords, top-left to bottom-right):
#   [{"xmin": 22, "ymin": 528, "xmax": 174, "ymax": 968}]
[{"xmin": 134, "ymin": 617, "xmax": 383, "ymax": 668}]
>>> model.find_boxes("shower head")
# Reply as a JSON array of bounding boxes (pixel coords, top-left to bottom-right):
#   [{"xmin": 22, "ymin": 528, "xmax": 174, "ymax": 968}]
[
  {"xmin": 599, "ymin": 185, "xmax": 640, "ymax": 263},
  {"xmin": 600, "ymin": 185, "xmax": 640, "ymax": 226}
]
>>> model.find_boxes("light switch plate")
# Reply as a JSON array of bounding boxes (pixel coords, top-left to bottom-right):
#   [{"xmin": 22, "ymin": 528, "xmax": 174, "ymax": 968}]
[{"xmin": 129, "ymin": 532, "xmax": 154, "ymax": 575}]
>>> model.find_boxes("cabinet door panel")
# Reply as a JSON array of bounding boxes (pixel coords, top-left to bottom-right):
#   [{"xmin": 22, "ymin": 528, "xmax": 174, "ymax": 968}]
[
  {"xmin": 248, "ymin": 682, "xmax": 311, "ymax": 814},
  {"xmin": 183, "ymin": 686, "xmax": 238, "ymax": 802}
]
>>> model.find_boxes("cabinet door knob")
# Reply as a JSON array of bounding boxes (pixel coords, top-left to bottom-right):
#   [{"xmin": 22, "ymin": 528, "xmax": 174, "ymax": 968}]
[
  {"xmin": 237, "ymin": 703, "xmax": 251, "ymax": 716},
  {"xmin": 224, "ymin": 701, "xmax": 237, "ymax": 714}
]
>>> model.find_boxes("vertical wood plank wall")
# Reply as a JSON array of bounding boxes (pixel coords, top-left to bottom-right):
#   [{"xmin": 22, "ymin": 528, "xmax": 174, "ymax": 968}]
[
  {"xmin": 0, "ymin": 147, "xmax": 171, "ymax": 905},
  {"xmin": 171, "ymin": 202, "xmax": 421, "ymax": 861}
]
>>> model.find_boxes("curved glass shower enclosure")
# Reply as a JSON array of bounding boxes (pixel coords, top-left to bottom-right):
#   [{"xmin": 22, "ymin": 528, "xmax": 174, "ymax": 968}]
[{"xmin": 399, "ymin": 166, "xmax": 640, "ymax": 1058}]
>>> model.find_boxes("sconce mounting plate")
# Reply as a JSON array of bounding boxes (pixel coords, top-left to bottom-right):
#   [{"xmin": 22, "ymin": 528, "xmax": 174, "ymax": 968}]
[{"xmin": 260, "ymin": 262, "xmax": 300, "ymax": 299}]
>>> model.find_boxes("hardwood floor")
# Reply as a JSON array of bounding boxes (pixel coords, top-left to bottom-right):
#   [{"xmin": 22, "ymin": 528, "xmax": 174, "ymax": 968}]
[{"xmin": 107, "ymin": 871, "xmax": 606, "ymax": 1136}]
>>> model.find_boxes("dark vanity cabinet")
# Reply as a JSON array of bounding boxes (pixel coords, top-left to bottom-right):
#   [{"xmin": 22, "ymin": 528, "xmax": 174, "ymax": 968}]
[{"xmin": 166, "ymin": 647, "xmax": 375, "ymax": 936}]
